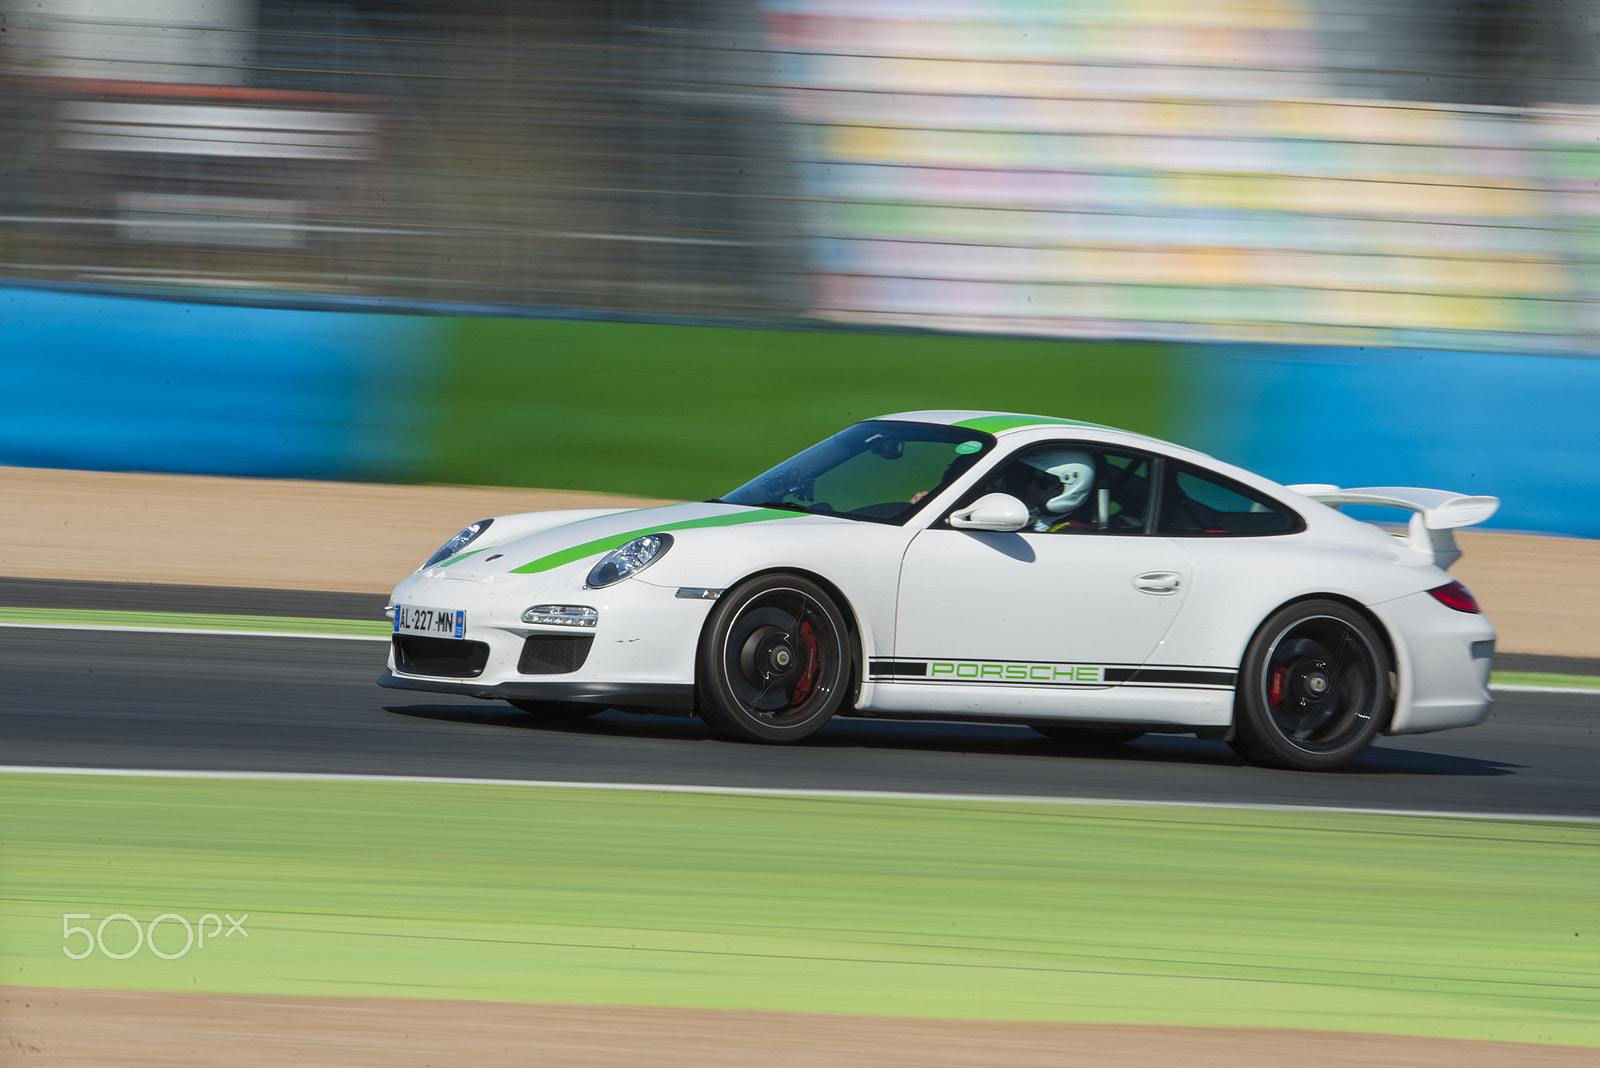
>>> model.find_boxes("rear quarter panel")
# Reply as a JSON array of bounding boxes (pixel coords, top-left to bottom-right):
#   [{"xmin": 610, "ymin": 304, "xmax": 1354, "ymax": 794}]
[{"xmin": 1150, "ymin": 524, "xmax": 1452, "ymax": 672}]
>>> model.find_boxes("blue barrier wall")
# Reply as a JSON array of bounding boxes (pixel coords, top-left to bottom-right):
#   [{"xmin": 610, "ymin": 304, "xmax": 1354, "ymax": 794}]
[
  {"xmin": 1186, "ymin": 345, "xmax": 1600, "ymax": 537},
  {"xmin": 2, "ymin": 284, "xmax": 1597, "ymax": 536},
  {"xmin": 0, "ymin": 287, "xmax": 435, "ymax": 480}
]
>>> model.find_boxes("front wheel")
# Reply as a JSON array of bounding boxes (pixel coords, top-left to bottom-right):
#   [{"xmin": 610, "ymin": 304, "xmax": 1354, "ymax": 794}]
[
  {"xmin": 1229, "ymin": 600, "xmax": 1392, "ymax": 771},
  {"xmin": 696, "ymin": 574, "xmax": 851, "ymax": 742}
]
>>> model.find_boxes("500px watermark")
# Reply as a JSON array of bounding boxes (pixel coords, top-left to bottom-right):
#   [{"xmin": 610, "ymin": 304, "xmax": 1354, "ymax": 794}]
[{"xmin": 62, "ymin": 912, "xmax": 248, "ymax": 960}]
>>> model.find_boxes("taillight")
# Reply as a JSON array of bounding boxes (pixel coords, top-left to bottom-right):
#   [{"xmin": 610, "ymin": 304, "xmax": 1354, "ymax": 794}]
[{"xmin": 1427, "ymin": 580, "xmax": 1480, "ymax": 613}]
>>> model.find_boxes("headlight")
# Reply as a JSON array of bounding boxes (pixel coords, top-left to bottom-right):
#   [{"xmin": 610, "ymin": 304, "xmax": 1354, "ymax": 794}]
[
  {"xmin": 421, "ymin": 518, "xmax": 493, "ymax": 569},
  {"xmin": 586, "ymin": 533, "xmax": 673, "ymax": 588},
  {"xmin": 522, "ymin": 605, "xmax": 598, "ymax": 627}
]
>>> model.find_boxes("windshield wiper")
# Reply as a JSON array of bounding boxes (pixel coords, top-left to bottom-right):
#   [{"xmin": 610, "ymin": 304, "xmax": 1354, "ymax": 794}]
[
  {"xmin": 755, "ymin": 501, "xmax": 812, "ymax": 512},
  {"xmin": 709, "ymin": 497, "xmax": 813, "ymax": 515}
]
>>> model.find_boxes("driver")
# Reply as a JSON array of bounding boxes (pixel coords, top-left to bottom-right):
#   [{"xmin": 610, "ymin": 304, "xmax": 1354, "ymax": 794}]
[{"xmin": 1008, "ymin": 449, "xmax": 1097, "ymax": 532}]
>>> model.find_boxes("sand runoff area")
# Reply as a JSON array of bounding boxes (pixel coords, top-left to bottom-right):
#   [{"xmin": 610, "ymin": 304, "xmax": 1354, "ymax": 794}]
[{"xmin": 1, "ymin": 464, "xmax": 1594, "ymax": 658}]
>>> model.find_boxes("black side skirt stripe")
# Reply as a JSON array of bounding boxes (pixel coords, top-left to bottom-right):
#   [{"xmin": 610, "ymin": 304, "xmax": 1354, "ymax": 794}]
[
  {"xmin": 871, "ymin": 660, "xmax": 928, "ymax": 677},
  {"xmin": 1107, "ymin": 667, "xmax": 1239, "ymax": 687},
  {"xmin": 868, "ymin": 658, "xmax": 1237, "ymax": 689}
]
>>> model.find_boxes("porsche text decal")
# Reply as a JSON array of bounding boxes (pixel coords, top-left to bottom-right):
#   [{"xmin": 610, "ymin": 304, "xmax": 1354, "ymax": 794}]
[
  {"xmin": 869, "ymin": 658, "xmax": 1237, "ymax": 690},
  {"xmin": 931, "ymin": 661, "xmax": 1103, "ymax": 683}
]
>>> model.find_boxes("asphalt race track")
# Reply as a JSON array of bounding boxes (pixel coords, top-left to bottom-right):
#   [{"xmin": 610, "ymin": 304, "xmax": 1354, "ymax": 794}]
[{"xmin": 5, "ymin": 619, "xmax": 1598, "ymax": 820}]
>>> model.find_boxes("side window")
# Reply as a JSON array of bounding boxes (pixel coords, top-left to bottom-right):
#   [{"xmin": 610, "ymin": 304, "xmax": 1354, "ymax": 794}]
[
  {"xmin": 961, "ymin": 445, "xmax": 1153, "ymax": 534},
  {"xmin": 1158, "ymin": 465, "xmax": 1302, "ymax": 536}
]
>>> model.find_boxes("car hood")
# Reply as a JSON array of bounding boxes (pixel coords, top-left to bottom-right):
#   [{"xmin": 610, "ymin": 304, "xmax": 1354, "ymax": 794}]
[{"xmin": 428, "ymin": 501, "xmax": 820, "ymax": 580}]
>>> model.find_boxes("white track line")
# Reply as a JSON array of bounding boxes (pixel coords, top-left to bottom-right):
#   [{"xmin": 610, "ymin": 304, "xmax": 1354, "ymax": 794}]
[{"xmin": 2, "ymin": 765, "xmax": 1595, "ymax": 824}]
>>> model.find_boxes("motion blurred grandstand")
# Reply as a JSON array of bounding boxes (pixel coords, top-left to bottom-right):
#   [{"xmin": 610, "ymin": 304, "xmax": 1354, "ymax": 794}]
[{"xmin": 4, "ymin": 0, "xmax": 1600, "ymax": 353}]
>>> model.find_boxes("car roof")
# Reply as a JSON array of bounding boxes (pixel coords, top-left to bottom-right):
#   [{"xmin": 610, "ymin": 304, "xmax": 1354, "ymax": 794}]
[
  {"xmin": 872, "ymin": 409, "xmax": 1235, "ymax": 469},
  {"xmin": 870, "ymin": 410, "xmax": 1116, "ymax": 434},
  {"xmin": 870, "ymin": 411, "xmax": 1308, "ymax": 511},
  {"xmin": 871, "ymin": 409, "xmax": 1187, "ymax": 447}
]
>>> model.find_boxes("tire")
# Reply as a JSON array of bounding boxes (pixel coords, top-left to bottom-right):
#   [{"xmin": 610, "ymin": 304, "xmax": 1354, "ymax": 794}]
[
  {"xmin": 1029, "ymin": 724, "xmax": 1145, "ymax": 746},
  {"xmin": 506, "ymin": 699, "xmax": 604, "ymax": 722},
  {"xmin": 1229, "ymin": 599, "xmax": 1393, "ymax": 771},
  {"xmin": 696, "ymin": 574, "xmax": 851, "ymax": 742}
]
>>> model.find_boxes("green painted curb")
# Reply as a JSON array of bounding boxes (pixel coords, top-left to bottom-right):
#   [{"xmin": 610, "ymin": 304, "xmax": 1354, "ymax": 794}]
[
  {"xmin": 2, "ymin": 774, "xmax": 1596, "ymax": 1045},
  {"xmin": 0, "ymin": 606, "xmax": 388, "ymax": 638},
  {"xmin": 1493, "ymin": 671, "xmax": 1600, "ymax": 691}
]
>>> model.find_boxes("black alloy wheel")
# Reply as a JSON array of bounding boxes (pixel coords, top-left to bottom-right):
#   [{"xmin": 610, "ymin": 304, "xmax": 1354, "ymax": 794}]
[
  {"xmin": 1230, "ymin": 599, "xmax": 1392, "ymax": 770},
  {"xmin": 696, "ymin": 573, "xmax": 851, "ymax": 742}
]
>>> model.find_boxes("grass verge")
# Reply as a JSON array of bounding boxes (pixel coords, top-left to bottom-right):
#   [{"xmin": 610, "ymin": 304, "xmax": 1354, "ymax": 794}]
[{"xmin": 1, "ymin": 772, "xmax": 1596, "ymax": 1045}]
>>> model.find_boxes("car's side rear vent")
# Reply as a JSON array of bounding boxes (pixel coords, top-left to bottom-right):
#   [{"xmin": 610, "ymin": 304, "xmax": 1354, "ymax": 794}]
[
  {"xmin": 392, "ymin": 635, "xmax": 490, "ymax": 678},
  {"xmin": 519, "ymin": 634, "xmax": 594, "ymax": 675}
]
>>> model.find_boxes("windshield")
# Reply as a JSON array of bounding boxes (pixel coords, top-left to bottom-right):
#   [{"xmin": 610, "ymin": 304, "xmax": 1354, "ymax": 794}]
[{"xmin": 719, "ymin": 421, "xmax": 996, "ymax": 523}]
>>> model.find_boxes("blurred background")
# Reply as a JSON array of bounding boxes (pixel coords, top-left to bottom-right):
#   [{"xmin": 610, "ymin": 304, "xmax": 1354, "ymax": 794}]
[{"xmin": 3, "ymin": 0, "xmax": 1599, "ymax": 532}]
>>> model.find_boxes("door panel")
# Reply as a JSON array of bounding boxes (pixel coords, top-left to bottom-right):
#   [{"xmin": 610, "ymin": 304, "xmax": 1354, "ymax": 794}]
[{"xmin": 893, "ymin": 529, "xmax": 1192, "ymax": 705}]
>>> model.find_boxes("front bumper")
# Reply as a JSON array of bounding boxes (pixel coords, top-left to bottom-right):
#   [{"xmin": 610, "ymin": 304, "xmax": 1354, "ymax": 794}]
[{"xmin": 377, "ymin": 564, "xmax": 714, "ymax": 710}]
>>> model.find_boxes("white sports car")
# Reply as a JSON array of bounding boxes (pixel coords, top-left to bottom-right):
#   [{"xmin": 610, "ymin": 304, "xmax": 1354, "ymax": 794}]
[{"xmin": 379, "ymin": 411, "xmax": 1498, "ymax": 770}]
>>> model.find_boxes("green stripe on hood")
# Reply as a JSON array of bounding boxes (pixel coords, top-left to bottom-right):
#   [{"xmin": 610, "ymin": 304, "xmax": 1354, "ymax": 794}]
[
  {"xmin": 509, "ymin": 508, "xmax": 796, "ymax": 575},
  {"xmin": 440, "ymin": 510, "xmax": 635, "ymax": 569}
]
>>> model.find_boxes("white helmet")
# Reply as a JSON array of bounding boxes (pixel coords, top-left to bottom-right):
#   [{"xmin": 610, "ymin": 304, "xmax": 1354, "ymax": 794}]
[{"xmin": 1019, "ymin": 449, "xmax": 1095, "ymax": 514}]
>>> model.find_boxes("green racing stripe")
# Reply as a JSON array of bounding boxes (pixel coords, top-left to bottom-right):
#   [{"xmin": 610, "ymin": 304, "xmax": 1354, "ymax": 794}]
[
  {"xmin": 508, "ymin": 508, "xmax": 797, "ymax": 575},
  {"xmin": 953, "ymin": 414, "xmax": 1121, "ymax": 434}
]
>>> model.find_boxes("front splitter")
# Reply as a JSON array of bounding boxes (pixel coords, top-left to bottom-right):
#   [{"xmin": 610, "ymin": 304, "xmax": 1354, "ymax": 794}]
[{"xmin": 377, "ymin": 670, "xmax": 696, "ymax": 710}]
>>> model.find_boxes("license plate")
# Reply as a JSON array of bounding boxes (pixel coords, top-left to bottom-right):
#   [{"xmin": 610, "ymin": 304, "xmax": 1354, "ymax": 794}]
[{"xmin": 394, "ymin": 605, "xmax": 465, "ymax": 639}]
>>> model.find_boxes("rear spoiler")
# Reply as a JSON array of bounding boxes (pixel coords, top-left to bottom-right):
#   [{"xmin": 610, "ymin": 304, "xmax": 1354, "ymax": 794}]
[{"xmin": 1285, "ymin": 485, "xmax": 1499, "ymax": 571}]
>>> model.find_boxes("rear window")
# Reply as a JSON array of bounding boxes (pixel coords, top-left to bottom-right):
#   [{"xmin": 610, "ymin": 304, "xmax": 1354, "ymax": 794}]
[{"xmin": 1158, "ymin": 465, "xmax": 1302, "ymax": 537}]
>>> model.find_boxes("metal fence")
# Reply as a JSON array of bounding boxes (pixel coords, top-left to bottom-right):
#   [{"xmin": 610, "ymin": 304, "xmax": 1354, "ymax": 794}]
[
  {"xmin": 0, "ymin": 1, "xmax": 804, "ymax": 316},
  {"xmin": 4, "ymin": 0, "xmax": 1600, "ymax": 352}
]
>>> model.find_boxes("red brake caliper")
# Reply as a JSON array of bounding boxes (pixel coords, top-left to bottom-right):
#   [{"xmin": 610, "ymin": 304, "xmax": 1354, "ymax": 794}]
[
  {"xmin": 792, "ymin": 622, "xmax": 819, "ymax": 704},
  {"xmin": 1268, "ymin": 664, "xmax": 1286, "ymax": 707}
]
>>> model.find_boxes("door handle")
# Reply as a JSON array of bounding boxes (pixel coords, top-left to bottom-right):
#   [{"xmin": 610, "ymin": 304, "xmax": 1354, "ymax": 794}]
[{"xmin": 1133, "ymin": 571, "xmax": 1183, "ymax": 594}]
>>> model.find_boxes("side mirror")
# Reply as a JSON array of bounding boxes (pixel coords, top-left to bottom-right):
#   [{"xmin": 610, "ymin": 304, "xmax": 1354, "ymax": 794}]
[{"xmin": 948, "ymin": 492, "xmax": 1029, "ymax": 532}]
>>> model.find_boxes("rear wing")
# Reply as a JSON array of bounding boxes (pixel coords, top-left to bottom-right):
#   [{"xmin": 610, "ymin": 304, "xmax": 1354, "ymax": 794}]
[{"xmin": 1285, "ymin": 485, "xmax": 1499, "ymax": 571}]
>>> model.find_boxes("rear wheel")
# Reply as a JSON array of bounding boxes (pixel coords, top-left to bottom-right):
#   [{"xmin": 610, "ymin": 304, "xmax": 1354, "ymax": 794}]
[
  {"xmin": 1229, "ymin": 600, "xmax": 1392, "ymax": 770},
  {"xmin": 696, "ymin": 574, "xmax": 850, "ymax": 742}
]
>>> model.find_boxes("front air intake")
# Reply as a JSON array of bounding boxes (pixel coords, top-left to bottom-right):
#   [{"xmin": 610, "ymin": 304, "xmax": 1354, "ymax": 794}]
[
  {"xmin": 518, "ymin": 634, "xmax": 594, "ymax": 675},
  {"xmin": 392, "ymin": 635, "xmax": 490, "ymax": 678}
]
